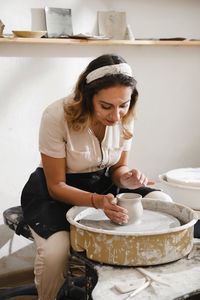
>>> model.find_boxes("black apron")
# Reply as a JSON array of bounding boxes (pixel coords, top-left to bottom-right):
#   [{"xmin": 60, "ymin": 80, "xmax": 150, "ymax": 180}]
[{"xmin": 21, "ymin": 167, "xmax": 159, "ymax": 239}]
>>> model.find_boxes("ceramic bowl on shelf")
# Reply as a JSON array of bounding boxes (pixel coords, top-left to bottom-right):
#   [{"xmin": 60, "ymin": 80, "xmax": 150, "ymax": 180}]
[
  {"xmin": 12, "ymin": 30, "xmax": 47, "ymax": 38},
  {"xmin": 159, "ymin": 170, "xmax": 200, "ymax": 210}
]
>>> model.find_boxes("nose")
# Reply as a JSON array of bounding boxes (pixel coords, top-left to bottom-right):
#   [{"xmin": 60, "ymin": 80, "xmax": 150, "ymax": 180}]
[{"xmin": 109, "ymin": 108, "xmax": 120, "ymax": 122}]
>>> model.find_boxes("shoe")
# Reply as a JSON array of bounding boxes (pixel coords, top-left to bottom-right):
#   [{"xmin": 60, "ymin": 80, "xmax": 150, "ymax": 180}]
[
  {"xmin": 56, "ymin": 277, "xmax": 86, "ymax": 300},
  {"xmin": 68, "ymin": 275, "xmax": 86, "ymax": 288},
  {"xmin": 68, "ymin": 286, "xmax": 85, "ymax": 300}
]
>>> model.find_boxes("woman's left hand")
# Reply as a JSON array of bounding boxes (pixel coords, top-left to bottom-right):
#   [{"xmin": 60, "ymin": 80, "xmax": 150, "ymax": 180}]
[{"xmin": 120, "ymin": 169, "xmax": 155, "ymax": 189}]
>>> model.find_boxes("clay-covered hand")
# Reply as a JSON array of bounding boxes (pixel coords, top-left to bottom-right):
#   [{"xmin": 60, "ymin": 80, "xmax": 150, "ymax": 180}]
[
  {"xmin": 96, "ymin": 193, "xmax": 129, "ymax": 224},
  {"xmin": 120, "ymin": 169, "xmax": 155, "ymax": 189}
]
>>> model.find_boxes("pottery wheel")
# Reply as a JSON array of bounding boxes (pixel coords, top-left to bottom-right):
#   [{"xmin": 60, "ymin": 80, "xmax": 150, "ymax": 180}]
[
  {"xmin": 78, "ymin": 209, "xmax": 180, "ymax": 233},
  {"xmin": 68, "ymin": 200, "xmax": 196, "ymax": 265}
]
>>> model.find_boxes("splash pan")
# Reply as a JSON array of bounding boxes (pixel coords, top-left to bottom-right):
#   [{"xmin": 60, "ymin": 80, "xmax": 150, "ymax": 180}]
[{"xmin": 67, "ymin": 199, "xmax": 197, "ymax": 266}]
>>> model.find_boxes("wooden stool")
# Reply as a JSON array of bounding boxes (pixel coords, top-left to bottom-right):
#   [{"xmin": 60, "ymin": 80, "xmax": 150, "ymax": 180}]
[
  {"xmin": 1, "ymin": 206, "xmax": 86, "ymax": 300},
  {"xmin": 1, "ymin": 206, "xmax": 37, "ymax": 300}
]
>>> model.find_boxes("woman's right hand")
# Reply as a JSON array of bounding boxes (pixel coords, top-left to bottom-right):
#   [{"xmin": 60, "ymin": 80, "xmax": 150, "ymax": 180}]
[{"xmin": 96, "ymin": 193, "xmax": 129, "ymax": 224}]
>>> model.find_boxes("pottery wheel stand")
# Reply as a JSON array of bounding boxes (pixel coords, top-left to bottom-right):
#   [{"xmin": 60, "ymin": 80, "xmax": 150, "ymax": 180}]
[
  {"xmin": 71, "ymin": 242, "xmax": 200, "ymax": 300},
  {"xmin": 67, "ymin": 201, "xmax": 200, "ymax": 300}
]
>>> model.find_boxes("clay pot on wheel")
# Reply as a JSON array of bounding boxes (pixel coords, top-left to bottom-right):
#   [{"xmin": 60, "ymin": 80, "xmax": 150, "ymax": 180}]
[{"xmin": 116, "ymin": 193, "xmax": 143, "ymax": 224}]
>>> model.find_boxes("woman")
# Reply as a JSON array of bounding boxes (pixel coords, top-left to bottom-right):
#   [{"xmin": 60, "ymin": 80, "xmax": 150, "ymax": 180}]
[{"xmin": 21, "ymin": 54, "xmax": 172, "ymax": 300}]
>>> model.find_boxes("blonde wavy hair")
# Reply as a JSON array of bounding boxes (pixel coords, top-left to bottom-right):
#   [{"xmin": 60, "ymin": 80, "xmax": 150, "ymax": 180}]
[{"xmin": 64, "ymin": 54, "xmax": 138, "ymax": 139}]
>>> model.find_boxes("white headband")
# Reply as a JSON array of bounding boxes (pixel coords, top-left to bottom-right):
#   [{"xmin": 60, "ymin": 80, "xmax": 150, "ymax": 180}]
[{"xmin": 86, "ymin": 63, "xmax": 133, "ymax": 84}]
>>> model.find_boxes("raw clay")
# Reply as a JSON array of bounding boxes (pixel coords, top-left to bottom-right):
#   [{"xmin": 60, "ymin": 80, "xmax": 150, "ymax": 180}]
[{"xmin": 79, "ymin": 209, "xmax": 180, "ymax": 233}]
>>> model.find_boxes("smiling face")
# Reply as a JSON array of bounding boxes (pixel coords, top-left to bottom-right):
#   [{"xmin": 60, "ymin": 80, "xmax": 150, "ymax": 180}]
[{"xmin": 92, "ymin": 85, "xmax": 132, "ymax": 126}]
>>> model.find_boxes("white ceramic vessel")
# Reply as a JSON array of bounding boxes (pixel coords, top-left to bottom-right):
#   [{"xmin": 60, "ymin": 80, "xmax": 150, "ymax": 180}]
[
  {"xmin": 116, "ymin": 193, "xmax": 143, "ymax": 224},
  {"xmin": 159, "ymin": 173, "xmax": 200, "ymax": 210},
  {"xmin": 166, "ymin": 168, "xmax": 200, "ymax": 187}
]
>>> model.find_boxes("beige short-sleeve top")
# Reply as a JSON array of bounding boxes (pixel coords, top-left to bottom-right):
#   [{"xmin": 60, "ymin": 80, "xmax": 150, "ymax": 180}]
[{"xmin": 39, "ymin": 94, "xmax": 134, "ymax": 173}]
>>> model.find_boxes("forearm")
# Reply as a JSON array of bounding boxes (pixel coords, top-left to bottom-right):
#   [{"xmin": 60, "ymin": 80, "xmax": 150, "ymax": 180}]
[
  {"xmin": 48, "ymin": 182, "xmax": 103, "ymax": 208},
  {"xmin": 110, "ymin": 165, "xmax": 130, "ymax": 188},
  {"xmin": 49, "ymin": 182, "xmax": 129, "ymax": 224}
]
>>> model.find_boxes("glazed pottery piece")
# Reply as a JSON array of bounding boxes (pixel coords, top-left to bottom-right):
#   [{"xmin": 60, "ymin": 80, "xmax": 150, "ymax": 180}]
[{"xmin": 116, "ymin": 193, "xmax": 143, "ymax": 224}]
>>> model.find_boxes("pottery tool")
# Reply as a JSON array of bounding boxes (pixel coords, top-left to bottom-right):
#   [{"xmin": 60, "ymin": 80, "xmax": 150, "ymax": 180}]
[
  {"xmin": 136, "ymin": 268, "xmax": 170, "ymax": 286},
  {"xmin": 124, "ymin": 280, "xmax": 151, "ymax": 299},
  {"xmin": 114, "ymin": 278, "xmax": 146, "ymax": 294}
]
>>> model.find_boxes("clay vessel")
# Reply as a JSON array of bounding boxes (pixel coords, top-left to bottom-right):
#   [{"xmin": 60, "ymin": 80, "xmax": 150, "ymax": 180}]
[{"xmin": 117, "ymin": 193, "xmax": 143, "ymax": 224}]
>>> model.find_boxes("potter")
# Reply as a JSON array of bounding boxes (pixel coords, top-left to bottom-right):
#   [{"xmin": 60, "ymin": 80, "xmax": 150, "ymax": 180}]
[
  {"xmin": 20, "ymin": 54, "xmax": 173, "ymax": 299},
  {"xmin": 116, "ymin": 193, "xmax": 143, "ymax": 224}
]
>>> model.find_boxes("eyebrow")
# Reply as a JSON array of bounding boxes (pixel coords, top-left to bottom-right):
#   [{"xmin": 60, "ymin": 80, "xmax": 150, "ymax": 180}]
[{"xmin": 99, "ymin": 99, "xmax": 130, "ymax": 106}]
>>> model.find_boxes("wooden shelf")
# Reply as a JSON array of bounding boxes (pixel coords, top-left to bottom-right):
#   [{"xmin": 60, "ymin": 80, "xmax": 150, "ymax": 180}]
[{"xmin": 0, "ymin": 37, "xmax": 200, "ymax": 46}]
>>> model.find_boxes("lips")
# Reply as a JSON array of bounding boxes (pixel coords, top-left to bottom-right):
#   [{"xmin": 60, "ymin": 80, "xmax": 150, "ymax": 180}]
[{"xmin": 106, "ymin": 120, "xmax": 116, "ymax": 125}]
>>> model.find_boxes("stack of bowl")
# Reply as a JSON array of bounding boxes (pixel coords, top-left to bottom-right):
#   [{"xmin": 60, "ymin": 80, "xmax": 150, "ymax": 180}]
[{"xmin": 159, "ymin": 168, "xmax": 200, "ymax": 237}]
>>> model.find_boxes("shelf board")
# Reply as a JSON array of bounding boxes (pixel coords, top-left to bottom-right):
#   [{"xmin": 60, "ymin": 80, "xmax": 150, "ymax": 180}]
[{"xmin": 0, "ymin": 37, "xmax": 200, "ymax": 46}]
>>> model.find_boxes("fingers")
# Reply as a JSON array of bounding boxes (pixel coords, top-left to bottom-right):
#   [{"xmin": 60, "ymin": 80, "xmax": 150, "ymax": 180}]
[
  {"xmin": 130, "ymin": 169, "xmax": 154, "ymax": 186},
  {"xmin": 123, "ymin": 171, "xmax": 132, "ymax": 180},
  {"xmin": 112, "ymin": 214, "xmax": 129, "ymax": 224},
  {"xmin": 139, "ymin": 172, "xmax": 149, "ymax": 186},
  {"xmin": 131, "ymin": 169, "xmax": 141, "ymax": 180},
  {"xmin": 147, "ymin": 181, "xmax": 155, "ymax": 185},
  {"xmin": 105, "ymin": 208, "xmax": 129, "ymax": 224},
  {"xmin": 111, "ymin": 198, "xmax": 117, "ymax": 205},
  {"xmin": 103, "ymin": 194, "xmax": 129, "ymax": 224},
  {"xmin": 104, "ymin": 194, "xmax": 127, "ymax": 213}
]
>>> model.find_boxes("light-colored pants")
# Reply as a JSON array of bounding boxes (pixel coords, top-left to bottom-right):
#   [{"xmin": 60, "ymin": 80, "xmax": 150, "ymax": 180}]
[{"xmin": 30, "ymin": 228, "xmax": 70, "ymax": 300}]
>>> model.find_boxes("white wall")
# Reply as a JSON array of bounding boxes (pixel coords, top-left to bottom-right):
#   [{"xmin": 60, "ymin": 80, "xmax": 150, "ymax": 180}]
[{"xmin": 0, "ymin": 0, "xmax": 200, "ymax": 272}]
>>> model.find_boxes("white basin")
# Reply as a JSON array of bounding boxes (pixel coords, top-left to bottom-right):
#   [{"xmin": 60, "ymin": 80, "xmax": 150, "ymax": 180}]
[{"xmin": 159, "ymin": 173, "xmax": 200, "ymax": 210}]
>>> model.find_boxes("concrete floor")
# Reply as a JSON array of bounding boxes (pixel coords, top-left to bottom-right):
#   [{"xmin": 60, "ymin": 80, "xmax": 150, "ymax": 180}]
[
  {"xmin": 0, "ymin": 255, "xmax": 85, "ymax": 300},
  {"xmin": 0, "ymin": 270, "xmax": 36, "ymax": 300}
]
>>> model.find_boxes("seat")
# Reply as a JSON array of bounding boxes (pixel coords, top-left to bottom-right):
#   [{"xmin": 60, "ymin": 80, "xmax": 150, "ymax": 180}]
[
  {"xmin": 3, "ymin": 206, "xmax": 33, "ymax": 240},
  {"xmin": 1, "ymin": 206, "xmax": 37, "ymax": 300},
  {"xmin": 1, "ymin": 206, "xmax": 86, "ymax": 300}
]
